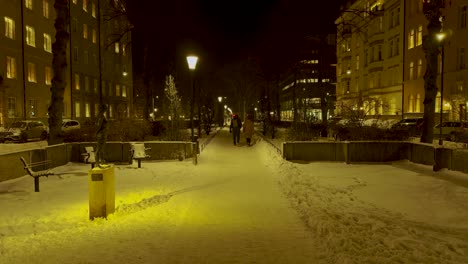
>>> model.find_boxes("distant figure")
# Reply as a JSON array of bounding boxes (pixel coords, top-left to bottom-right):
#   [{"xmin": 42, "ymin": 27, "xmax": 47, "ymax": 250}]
[
  {"xmin": 95, "ymin": 104, "xmax": 108, "ymax": 167},
  {"xmin": 243, "ymin": 114, "xmax": 254, "ymax": 146},
  {"xmin": 229, "ymin": 114, "xmax": 242, "ymax": 145}
]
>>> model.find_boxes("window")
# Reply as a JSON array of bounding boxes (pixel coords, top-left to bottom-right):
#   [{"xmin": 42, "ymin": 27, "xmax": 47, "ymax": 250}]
[
  {"xmin": 85, "ymin": 103, "xmax": 91, "ymax": 117},
  {"xmin": 416, "ymin": 94, "xmax": 421, "ymax": 112},
  {"xmin": 109, "ymin": 105, "xmax": 113, "ymax": 118},
  {"xmin": 92, "ymin": 2, "xmax": 96, "ymax": 17},
  {"xmin": 4, "ymin": 17, "xmax": 15, "ymax": 39},
  {"xmin": 94, "ymin": 79, "xmax": 98, "ymax": 93},
  {"xmin": 460, "ymin": 6, "xmax": 467, "ymax": 29},
  {"xmin": 72, "ymin": 18, "xmax": 78, "ymax": 32},
  {"xmin": 394, "ymin": 8, "xmax": 400, "ymax": 26},
  {"xmin": 388, "ymin": 40, "xmax": 393, "ymax": 57},
  {"xmin": 84, "ymin": 50, "xmax": 88, "ymax": 64},
  {"xmin": 409, "ymin": 95, "xmax": 414, "ymax": 113},
  {"xmin": 356, "ymin": 55, "xmax": 359, "ymax": 70},
  {"xmin": 417, "ymin": 59, "xmax": 423, "ymax": 78},
  {"xmin": 459, "ymin": 47, "xmax": 466, "ymax": 69},
  {"xmin": 122, "ymin": 44, "xmax": 126, "ymax": 56},
  {"xmin": 378, "ymin": 45, "xmax": 382, "ymax": 61},
  {"xmin": 25, "ymin": 26, "xmax": 35, "ymax": 47},
  {"xmin": 408, "ymin": 29, "xmax": 415, "ymax": 49},
  {"xmin": 83, "ymin": 24, "xmax": 88, "ymax": 39},
  {"xmin": 85, "ymin": 76, "xmax": 89, "ymax": 91},
  {"xmin": 27, "ymin": 62, "xmax": 36, "ymax": 82},
  {"xmin": 92, "ymin": 28, "xmax": 96, "ymax": 43},
  {"xmin": 29, "ymin": 99, "xmax": 37, "ymax": 117},
  {"xmin": 73, "ymin": 46, "xmax": 78, "ymax": 62},
  {"xmin": 83, "ymin": 0, "xmax": 88, "ymax": 11},
  {"xmin": 116, "ymin": 84, "xmax": 120, "ymax": 96},
  {"xmin": 74, "ymin": 73, "xmax": 80, "ymax": 90},
  {"xmin": 75, "ymin": 102, "xmax": 81, "ymax": 118},
  {"xmin": 115, "ymin": 42, "xmax": 120, "ymax": 53},
  {"xmin": 8, "ymin": 97, "xmax": 16, "ymax": 117},
  {"xmin": 417, "ymin": 25, "xmax": 423, "ymax": 46},
  {"xmin": 43, "ymin": 0, "xmax": 49, "ymax": 18},
  {"xmin": 45, "ymin": 66, "xmax": 52, "ymax": 85},
  {"xmin": 6, "ymin": 56, "xmax": 16, "ymax": 79},
  {"xmin": 122, "ymin": 85, "xmax": 126, "ymax": 97},
  {"xmin": 43, "ymin": 33, "xmax": 52, "ymax": 52},
  {"xmin": 25, "ymin": 0, "xmax": 33, "ymax": 10},
  {"xmin": 389, "ymin": 11, "xmax": 394, "ymax": 29},
  {"xmin": 95, "ymin": 103, "xmax": 99, "ymax": 117},
  {"xmin": 409, "ymin": 61, "xmax": 414, "ymax": 80},
  {"xmin": 394, "ymin": 37, "xmax": 400, "ymax": 55}
]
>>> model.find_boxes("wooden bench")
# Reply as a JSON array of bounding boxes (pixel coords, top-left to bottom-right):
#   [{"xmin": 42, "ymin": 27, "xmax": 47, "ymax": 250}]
[
  {"xmin": 81, "ymin": 146, "xmax": 96, "ymax": 168},
  {"xmin": 129, "ymin": 143, "xmax": 151, "ymax": 168},
  {"xmin": 19, "ymin": 156, "xmax": 54, "ymax": 192}
]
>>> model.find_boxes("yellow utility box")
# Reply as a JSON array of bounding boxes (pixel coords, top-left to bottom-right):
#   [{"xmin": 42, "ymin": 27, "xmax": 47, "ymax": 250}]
[{"xmin": 88, "ymin": 165, "xmax": 115, "ymax": 220}]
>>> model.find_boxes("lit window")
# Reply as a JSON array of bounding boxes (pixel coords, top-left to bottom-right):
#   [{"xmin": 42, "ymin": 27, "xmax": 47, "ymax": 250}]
[
  {"xmin": 45, "ymin": 66, "xmax": 52, "ymax": 85},
  {"xmin": 75, "ymin": 102, "xmax": 81, "ymax": 118},
  {"xmin": 74, "ymin": 73, "xmax": 80, "ymax": 90},
  {"xmin": 83, "ymin": 24, "xmax": 88, "ymax": 39},
  {"xmin": 92, "ymin": 2, "xmax": 96, "ymax": 18},
  {"xmin": 25, "ymin": 0, "xmax": 33, "ymax": 10},
  {"xmin": 408, "ymin": 29, "xmax": 414, "ymax": 49},
  {"xmin": 92, "ymin": 28, "xmax": 96, "ymax": 43},
  {"xmin": 417, "ymin": 59, "xmax": 423, "ymax": 78},
  {"xmin": 4, "ymin": 17, "xmax": 15, "ymax": 39},
  {"xmin": 122, "ymin": 44, "xmax": 126, "ymax": 56},
  {"xmin": 115, "ymin": 42, "xmax": 120, "ymax": 53},
  {"xmin": 409, "ymin": 61, "xmax": 414, "ymax": 80},
  {"xmin": 417, "ymin": 25, "xmax": 423, "ymax": 46},
  {"xmin": 43, "ymin": 33, "xmax": 52, "ymax": 52},
  {"xmin": 43, "ymin": 0, "xmax": 49, "ymax": 18},
  {"xmin": 26, "ymin": 26, "xmax": 35, "ymax": 47},
  {"xmin": 109, "ymin": 105, "xmax": 113, "ymax": 118},
  {"xmin": 85, "ymin": 103, "xmax": 91, "ymax": 117},
  {"xmin": 83, "ymin": 0, "xmax": 88, "ymax": 11},
  {"xmin": 27, "ymin": 62, "xmax": 36, "ymax": 82},
  {"xmin": 122, "ymin": 85, "xmax": 126, "ymax": 97},
  {"xmin": 6, "ymin": 56, "xmax": 17, "ymax": 79}
]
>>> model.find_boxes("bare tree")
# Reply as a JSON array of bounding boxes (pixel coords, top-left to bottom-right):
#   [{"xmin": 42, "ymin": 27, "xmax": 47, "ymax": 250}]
[
  {"xmin": 47, "ymin": 0, "xmax": 69, "ymax": 145},
  {"xmin": 420, "ymin": 0, "xmax": 445, "ymax": 143},
  {"xmin": 164, "ymin": 75, "xmax": 182, "ymax": 140}
]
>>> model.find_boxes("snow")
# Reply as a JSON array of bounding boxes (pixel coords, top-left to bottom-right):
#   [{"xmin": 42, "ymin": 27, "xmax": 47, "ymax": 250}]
[{"xmin": 1, "ymin": 127, "xmax": 468, "ymax": 263}]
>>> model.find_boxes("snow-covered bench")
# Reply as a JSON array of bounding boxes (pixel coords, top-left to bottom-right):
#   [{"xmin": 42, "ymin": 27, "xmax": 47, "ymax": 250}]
[
  {"xmin": 129, "ymin": 143, "xmax": 151, "ymax": 168},
  {"xmin": 81, "ymin": 146, "xmax": 96, "ymax": 168},
  {"xmin": 19, "ymin": 156, "xmax": 54, "ymax": 192}
]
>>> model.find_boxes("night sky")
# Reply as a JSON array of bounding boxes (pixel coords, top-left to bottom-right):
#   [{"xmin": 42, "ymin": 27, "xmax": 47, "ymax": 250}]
[{"xmin": 130, "ymin": 0, "xmax": 344, "ymax": 72}]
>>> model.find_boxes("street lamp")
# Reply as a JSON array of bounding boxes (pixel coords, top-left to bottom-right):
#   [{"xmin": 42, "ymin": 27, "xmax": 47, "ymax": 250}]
[
  {"xmin": 217, "ymin": 97, "xmax": 223, "ymax": 126},
  {"xmin": 186, "ymin": 55, "xmax": 198, "ymax": 142},
  {"xmin": 436, "ymin": 32, "xmax": 445, "ymax": 145}
]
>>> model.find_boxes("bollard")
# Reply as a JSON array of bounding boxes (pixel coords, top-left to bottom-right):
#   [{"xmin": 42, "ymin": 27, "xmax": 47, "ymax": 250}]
[{"xmin": 88, "ymin": 165, "xmax": 115, "ymax": 220}]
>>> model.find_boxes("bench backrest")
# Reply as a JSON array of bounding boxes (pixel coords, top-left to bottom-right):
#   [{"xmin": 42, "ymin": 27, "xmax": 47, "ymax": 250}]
[
  {"xmin": 19, "ymin": 157, "xmax": 35, "ymax": 176},
  {"xmin": 131, "ymin": 143, "xmax": 147, "ymax": 159}
]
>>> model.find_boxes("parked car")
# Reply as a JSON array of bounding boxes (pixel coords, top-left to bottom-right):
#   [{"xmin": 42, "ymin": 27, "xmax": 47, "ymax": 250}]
[
  {"xmin": 433, "ymin": 121, "xmax": 468, "ymax": 140},
  {"xmin": 392, "ymin": 118, "xmax": 424, "ymax": 136},
  {"xmin": 62, "ymin": 119, "xmax": 81, "ymax": 131},
  {"xmin": 3, "ymin": 120, "xmax": 48, "ymax": 142}
]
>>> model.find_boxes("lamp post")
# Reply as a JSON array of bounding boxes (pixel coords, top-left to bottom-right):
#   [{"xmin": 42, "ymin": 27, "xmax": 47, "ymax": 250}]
[
  {"xmin": 436, "ymin": 32, "xmax": 445, "ymax": 145},
  {"xmin": 218, "ymin": 96, "xmax": 223, "ymax": 126},
  {"xmin": 187, "ymin": 55, "xmax": 198, "ymax": 165}
]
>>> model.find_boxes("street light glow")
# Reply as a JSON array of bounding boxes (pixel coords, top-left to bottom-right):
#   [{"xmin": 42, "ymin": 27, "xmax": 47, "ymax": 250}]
[
  {"xmin": 186, "ymin": 56, "xmax": 198, "ymax": 70},
  {"xmin": 436, "ymin": 32, "xmax": 446, "ymax": 41},
  {"xmin": 218, "ymin": 97, "xmax": 222, "ymax": 102}
]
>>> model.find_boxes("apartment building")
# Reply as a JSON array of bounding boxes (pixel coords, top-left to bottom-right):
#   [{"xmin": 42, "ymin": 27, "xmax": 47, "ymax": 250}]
[
  {"xmin": 337, "ymin": 0, "xmax": 468, "ymax": 122},
  {"xmin": 0, "ymin": 0, "xmax": 133, "ymax": 127},
  {"xmin": 279, "ymin": 34, "xmax": 337, "ymax": 122},
  {"xmin": 335, "ymin": 0, "xmax": 404, "ymax": 119}
]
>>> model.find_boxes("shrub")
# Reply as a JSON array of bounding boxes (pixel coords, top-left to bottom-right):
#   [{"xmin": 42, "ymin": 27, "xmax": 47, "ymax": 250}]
[{"xmin": 287, "ymin": 122, "xmax": 324, "ymax": 141}]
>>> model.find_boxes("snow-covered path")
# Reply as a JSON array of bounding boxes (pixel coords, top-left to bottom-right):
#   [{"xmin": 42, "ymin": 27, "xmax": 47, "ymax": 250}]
[{"xmin": 1, "ymin": 128, "xmax": 468, "ymax": 263}]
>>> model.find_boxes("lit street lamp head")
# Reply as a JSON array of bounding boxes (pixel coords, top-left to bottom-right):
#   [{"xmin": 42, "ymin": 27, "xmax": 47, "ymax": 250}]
[
  {"xmin": 436, "ymin": 32, "xmax": 446, "ymax": 41},
  {"xmin": 186, "ymin": 56, "xmax": 198, "ymax": 70}
]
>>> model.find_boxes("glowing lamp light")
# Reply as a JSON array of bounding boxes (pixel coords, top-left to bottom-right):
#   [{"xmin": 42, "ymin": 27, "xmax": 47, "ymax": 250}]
[
  {"xmin": 224, "ymin": 105, "xmax": 227, "ymax": 109},
  {"xmin": 218, "ymin": 97, "xmax": 222, "ymax": 102},
  {"xmin": 436, "ymin": 32, "xmax": 446, "ymax": 42},
  {"xmin": 186, "ymin": 56, "xmax": 198, "ymax": 70},
  {"xmin": 122, "ymin": 71, "xmax": 128, "ymax": 77}
]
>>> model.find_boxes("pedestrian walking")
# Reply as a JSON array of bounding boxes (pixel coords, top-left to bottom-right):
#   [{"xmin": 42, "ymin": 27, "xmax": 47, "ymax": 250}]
[
  {"xmin": 229, "ymin": 114, "xmax": 242, "ymax": 145},
  {"xmin": 243, "ymin": 113, "xmax": 254, "ymax": 146}
]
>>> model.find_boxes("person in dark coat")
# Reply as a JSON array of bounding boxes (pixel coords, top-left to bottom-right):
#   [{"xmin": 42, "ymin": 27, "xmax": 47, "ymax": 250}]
[
  {"xmin": 243, "ymin": 114, "xmax": 254, "ymax": 146},
  {"xmin": 229, "ymin": 114, "xmax": 242, "ymax": 145}
]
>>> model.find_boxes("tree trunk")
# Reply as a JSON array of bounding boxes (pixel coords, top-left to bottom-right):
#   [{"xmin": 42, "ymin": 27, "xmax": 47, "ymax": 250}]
[
  {"xmin": 48, "ymin": 0, "xmax": 69, "ymax": 145},
  {"xmin": 421, "ymin": 0, "xmax": 444, "ymax": 143}
]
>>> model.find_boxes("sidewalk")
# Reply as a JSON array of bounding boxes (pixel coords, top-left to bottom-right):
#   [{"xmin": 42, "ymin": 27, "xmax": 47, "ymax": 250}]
[{"xmin": 1, "ymin": 127, "xmax": 468, "ymax": 263}]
